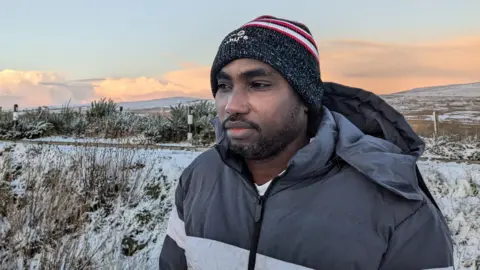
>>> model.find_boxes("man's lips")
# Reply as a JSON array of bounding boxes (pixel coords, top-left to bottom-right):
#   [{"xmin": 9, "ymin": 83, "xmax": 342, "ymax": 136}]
[
  {"xmin": 224, "ymin": 121, "xmax": 256, "ymax": 139},
  {"xmin": 224, "ymin": 121, "xmax": 254, "ymax": 129},
  {"xmin": 228, "ymin": 127, "xmax": 252, "ymax": 133},
  {"xmin": 227, "ymin": 128, "xmax": 254, "ymax": 139}
]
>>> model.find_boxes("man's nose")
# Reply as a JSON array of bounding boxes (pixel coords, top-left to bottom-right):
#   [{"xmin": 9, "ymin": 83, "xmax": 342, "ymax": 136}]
[{"xmin": 225, "ymin": 89, "xmax": 249, "ymax": 115}]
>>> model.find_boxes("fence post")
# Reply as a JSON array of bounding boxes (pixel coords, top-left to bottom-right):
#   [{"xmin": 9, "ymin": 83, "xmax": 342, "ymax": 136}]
[
  {"xmin": 187, "ymin": 106, "xmax": 193, "ymax": 141},
  {"xmin": 13, "ymin": 104, "xmax": 19, "ymax": 130},
  {"xmin": 432, "ymin": 111, "xmax": 439, "ymax": 139}
]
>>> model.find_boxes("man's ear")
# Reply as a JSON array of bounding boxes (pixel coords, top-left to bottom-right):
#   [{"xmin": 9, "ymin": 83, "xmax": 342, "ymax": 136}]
[{"xmin": 303, "ymin": 104, "xmax": 309, "ymax": 114}]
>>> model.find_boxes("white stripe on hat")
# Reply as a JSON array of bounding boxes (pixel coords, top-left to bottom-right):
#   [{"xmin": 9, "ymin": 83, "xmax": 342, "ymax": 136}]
[
  {"xmin": 256, "ymin": 18, "xmax": 316, "ymax": 44},
  {"xmin": 242, "ymin": 21, "xmax": 319, "ymax": 60}
]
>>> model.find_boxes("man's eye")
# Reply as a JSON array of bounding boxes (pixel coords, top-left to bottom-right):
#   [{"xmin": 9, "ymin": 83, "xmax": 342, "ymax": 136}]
[
  {"xmin": 251, "ymin": 82, "xmax": 271, "ymax": 89},
  {"xmin": 217, "ymin": 83, "xmax": 231, "ymax": 91}
]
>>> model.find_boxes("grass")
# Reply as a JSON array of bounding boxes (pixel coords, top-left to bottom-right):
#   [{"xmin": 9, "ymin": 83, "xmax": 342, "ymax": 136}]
[
  {"xmin": 409, "ymin": 119, "xmax": 480, "ymax": 139},
  {"xmin": 0, "ymin": 143, "xmax": 178, "ymax": 269}
]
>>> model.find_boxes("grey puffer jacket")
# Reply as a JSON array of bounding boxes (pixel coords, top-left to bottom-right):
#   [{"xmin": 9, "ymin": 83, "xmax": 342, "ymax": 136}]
[{"xmin": 159, "ymin": 82, "xmax": 454, "ymax": 270}]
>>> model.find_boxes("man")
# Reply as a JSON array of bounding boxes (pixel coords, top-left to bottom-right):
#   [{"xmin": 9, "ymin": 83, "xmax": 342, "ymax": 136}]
[{"xmin": 159, "ymin": 15, "xmax": 454, "ymax": 270}]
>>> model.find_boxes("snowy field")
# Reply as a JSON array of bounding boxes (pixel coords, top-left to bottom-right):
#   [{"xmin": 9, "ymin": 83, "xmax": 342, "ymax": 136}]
[
  {"xmin": 382, "ymin": 95, "xmax": 480, "ymax": 124},
  {"xmin": 20, "ymin": 134, "xmax": 480, "ymax": 162},
  {"xmin": 23, "ymin": 135, "xmax": 196, "ymax": 148},
  {"xmin": 0, "ymin": 140, "xmax": 479, "ymax": 269}
]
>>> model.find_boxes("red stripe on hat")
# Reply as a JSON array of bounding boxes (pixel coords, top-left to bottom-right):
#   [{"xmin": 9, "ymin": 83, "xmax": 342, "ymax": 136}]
[
  {"xmin": 243, "ymin": 22, "xmax": 319, "ymax": 62},
  {"xmin": 255, "ymin": 18, "xmax": 317, "ymax": 46}
]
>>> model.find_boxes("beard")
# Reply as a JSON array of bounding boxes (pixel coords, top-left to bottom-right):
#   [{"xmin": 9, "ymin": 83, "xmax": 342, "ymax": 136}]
[{"xmin": 226, "ymin": 104, "xmax": 303, "ymax": 160}]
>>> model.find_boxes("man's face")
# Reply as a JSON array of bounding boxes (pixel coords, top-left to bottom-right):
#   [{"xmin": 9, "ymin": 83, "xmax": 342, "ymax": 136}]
[{"xmin": 214, "ymin": 59, "xmax": 308, "ymax": 160}]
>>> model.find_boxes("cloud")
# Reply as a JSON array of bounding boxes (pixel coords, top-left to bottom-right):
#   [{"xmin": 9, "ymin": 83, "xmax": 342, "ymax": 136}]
[
  {"xmin": 1, "ymin": 35, "xmax": 479, "ymax": 107},
  {"xmin": 0, "ymin": 69, "xmax": 92, "ymax": 109},
  {"xmin": 92, "ymin": 63, "xmax": 211, "ymax": 102},
  {"xmin": 318, "ymin": 36, "xmax": 480, "ymax": 93},
  {"xmin": 0, "ymin": 64, "xmax": 212, "ymax": 108}
]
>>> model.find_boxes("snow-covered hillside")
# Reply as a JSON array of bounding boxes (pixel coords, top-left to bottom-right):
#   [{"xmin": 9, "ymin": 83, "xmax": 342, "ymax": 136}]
[
  {"xmin": 116, "ymin": 97, "xmax": 209, "ymax": 110},
  {"xmin": 22, "ymin": 97, "xmax": 209, "ymax": 112},
  {"xmin": 391, "ymin": 82, "xmax": 480, "ymax": 97},
  {"xmin": 0, "ymin": 140, "xmax": 479, "ymax": 269}
]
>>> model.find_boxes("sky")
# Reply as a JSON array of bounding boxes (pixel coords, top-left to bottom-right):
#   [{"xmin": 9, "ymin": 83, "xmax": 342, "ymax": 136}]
[{"xmin": 1, "ymin": 0, "xmax": 479, "ymax": 108}]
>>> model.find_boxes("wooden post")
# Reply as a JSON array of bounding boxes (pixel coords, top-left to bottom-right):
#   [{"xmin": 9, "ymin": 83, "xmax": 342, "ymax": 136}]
[
  {"xmin": 187, "ymin": 106, "xmax": 193, "ymax": 141},
  {"xmin": 36, "ymin": 106, "xmax": 43, "ymax": 120},
  {"xmin": 13, "ymin": 104, "xmax": 19, "ymax": 130},
  {"xmin": 433, "ymin": 111, "xmax": 439, "ymax": 138}
]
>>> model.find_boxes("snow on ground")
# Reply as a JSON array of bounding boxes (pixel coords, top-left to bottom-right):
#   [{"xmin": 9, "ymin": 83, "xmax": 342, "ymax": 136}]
[
  {"xmin": 422, "ymin": 136, "xmax": 480, "ymax": 161},
  {"xmin": 0, "ymin": 142, "xmax": 200, "ymax": 269},
  {"xmin": 22, "ymin": 134, "xmax": 480, "ymax": 162},
  {"xmin": 420, "ymin": 161, "xmax": 480, "ymax": 269},
  {"xmin": 0, "ymin": 142, "xmax": 479, "ymax": 269},
  {"xmin": 23, "ymin": 135, "xmax": 195, "ymax": 147},
  {"xmin": 24, "ymin": 135, "xmax": 150, "ymax": 145}
]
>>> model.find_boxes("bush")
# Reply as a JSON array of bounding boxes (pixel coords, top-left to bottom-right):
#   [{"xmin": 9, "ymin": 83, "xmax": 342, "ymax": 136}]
[
  {"xmin": 87, "ymin": 98, "xmax": 118, "ymax": 119},
  {"xmin": 0, "ymin": 99, "xmax": 218, "ymax": 144}
]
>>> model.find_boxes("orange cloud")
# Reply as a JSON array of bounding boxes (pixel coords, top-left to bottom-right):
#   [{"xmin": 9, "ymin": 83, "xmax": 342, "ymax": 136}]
[
  {"xmin": 0, "ymin": 69, "xmax": 79, "ymax": 108},
  {"xmin": 318, "ymin": 36, "xmax": 480, "ymax": 93},
  {"xmin": 93, "ymin": 63, "xmax": 211, "ymax": 102},
  {"xmin": 2, "ymin": 35, "xmax": 479, "ymax": 108},
  {"xmin": 0, "ymin": 64, "xmax": 213, "ymax": 108}
]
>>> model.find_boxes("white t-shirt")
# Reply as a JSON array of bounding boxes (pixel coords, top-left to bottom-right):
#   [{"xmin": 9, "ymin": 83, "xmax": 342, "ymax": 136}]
[
  {"xmin": 254, "ymin": 169, "xmax": 285, "ymax": 196},
  {"xmin": 255, "ymin": 180, "xmax": 272, "ymax": 196}
]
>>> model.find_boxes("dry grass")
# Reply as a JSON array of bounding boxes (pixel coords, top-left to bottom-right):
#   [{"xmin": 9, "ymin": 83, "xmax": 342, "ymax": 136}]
[
  {"xmin": 0, "ymin": 143, "xmax": 170, "ymax": 269},
  {"xmin": 409, "ymin": 120, "xmax": 480, "ymax": 139}
]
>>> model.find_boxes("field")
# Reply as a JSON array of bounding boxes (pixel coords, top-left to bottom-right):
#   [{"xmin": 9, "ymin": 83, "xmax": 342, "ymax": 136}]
[
  {"xmin": 0, "ymin": 92, "xmax": 479, "ymax": 269},
  {"xmin": 382, "ymin": 95, "xmax": 480, "ymax": 137}
]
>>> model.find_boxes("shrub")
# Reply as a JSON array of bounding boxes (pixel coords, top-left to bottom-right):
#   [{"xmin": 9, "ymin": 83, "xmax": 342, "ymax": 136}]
[{"xmin": 0, "ymin": 99, "xmax": 218, "ymax": 144}]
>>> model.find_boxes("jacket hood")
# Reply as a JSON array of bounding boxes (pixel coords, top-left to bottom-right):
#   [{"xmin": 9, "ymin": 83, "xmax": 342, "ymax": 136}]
[{"xmin": 211, "ymin": 82, "xmax": 426, "ymax": 201}]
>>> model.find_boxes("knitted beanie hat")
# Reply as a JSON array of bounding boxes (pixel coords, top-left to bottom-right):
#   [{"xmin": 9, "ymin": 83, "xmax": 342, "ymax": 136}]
[{"xmin": 210, "ymin": 15, "xmax": 325, "ymax": 114}]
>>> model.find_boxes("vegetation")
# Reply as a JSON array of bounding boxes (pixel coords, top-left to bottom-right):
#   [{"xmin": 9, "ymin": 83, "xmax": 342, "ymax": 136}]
[
  {"xmin": 1, "ymin": 96, "xmax": 478, "ymax": 146},
  {"xmin": 0, "ymin": 143, "xmax": 176, "ymax": 269},
  {"xmin": 0, "ymin": 98, "xmax": 217, "ymax": 146}
]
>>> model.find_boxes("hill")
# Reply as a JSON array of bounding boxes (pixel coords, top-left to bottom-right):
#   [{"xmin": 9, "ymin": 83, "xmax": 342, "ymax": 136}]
[
  {"xmin": 116, "ymin": 96, "xmax": 209, "ymax": 110},
  {"xmin": 29, "ymin": 97, "xmax": 210, "ymax": 111},
  {"xmin": 390, "ymin": 82, "xmax": 480, "ymax": 97}
]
